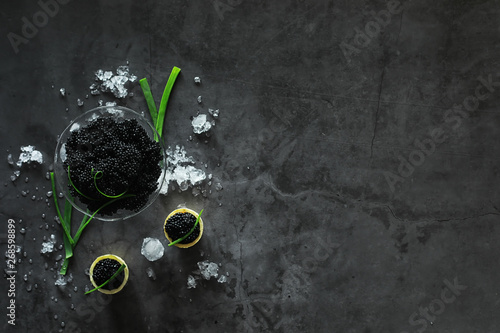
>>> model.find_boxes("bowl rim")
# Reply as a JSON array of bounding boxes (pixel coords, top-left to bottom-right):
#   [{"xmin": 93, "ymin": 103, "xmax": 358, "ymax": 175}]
[{"xmin": 53, "ymin": 105, "xmax": 166, "ymax": 222}]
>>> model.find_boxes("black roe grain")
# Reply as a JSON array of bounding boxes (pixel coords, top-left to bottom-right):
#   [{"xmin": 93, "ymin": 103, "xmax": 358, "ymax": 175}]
[
  {"xmin": 164, "ymin": 212, "xmax": 200, "ymax": 244},
  {"xmin": 64, "ymin": 117, "xmax": 162, "ymax": 216},
  {"xmin": 92, "ymin": 258, "xmax": 124, "ymax": 290}
]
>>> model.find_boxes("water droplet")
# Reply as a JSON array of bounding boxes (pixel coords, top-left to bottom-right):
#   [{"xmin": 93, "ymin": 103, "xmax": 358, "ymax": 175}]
[
  {"xmin": 26, "ymin": 284, "xmax": 32, "ymax": 292},
  {"xmin": 23, "ymin": 274, "xmax": 28, "ymax": 282},
  {"xmin": 20, "ymin": 228, "xmax": 26, "ymax": 234}
]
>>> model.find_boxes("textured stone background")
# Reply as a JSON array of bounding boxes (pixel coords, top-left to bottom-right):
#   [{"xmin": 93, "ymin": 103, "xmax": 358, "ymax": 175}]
[{"xmin": 1, "ymin": 0, "xmax": 500, "ymax": 332}]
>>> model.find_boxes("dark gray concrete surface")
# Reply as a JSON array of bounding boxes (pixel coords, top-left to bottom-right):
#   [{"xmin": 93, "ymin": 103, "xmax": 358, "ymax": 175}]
[{"xmin": 2, "ymin": 0, "xmax": 500, "ymax": 332}]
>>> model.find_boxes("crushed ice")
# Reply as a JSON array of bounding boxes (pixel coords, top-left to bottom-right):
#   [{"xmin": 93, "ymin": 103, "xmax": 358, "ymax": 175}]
[
  {"xmin": 198, "ymin": 260, "xmax": 219, "ymax": 280},
  {"xmin": 186, "ymin": 260, "xmax": 228, "ymax": 288},
  {"xmin": 187, "ymin": 275, "xmax": 197, "ymax": 289},
  {"xmin": 208, "ymin": 108, "xmax": 219, "ymax": 119},
  {"xmin": 7, "ymin": 154, "xmax": 14, "ymax": 165},
  {"xmin": 159, "ymin": 145, "xmax": 206, "ymax": 195},
  {"xmin": 146, "ymin": 267, "xmax": 157, "ymax": 280},
  {"xmin": 41, "ymin": 234, "xmax": 56, "ymax": 253},
  {"xmin": 55, "ymin": 273, "xmax": 73, "ymax": 286},
  {"xmin": 141, "ymin": 237, "xmax": 165, "ymax": 261},
  {"xmin": 17, "ymin": 145, "xmax": 43, "ymax": 167},
  {"xmin": 92, "ymin": 65, "xmax": 137, "ymax": 99},
  {"xmin": 192, "ymin": 114, "xmax": 212, "ymax": 134}
]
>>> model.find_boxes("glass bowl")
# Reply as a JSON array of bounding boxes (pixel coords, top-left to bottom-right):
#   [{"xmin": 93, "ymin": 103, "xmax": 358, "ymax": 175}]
[{"xmin": 53, "ymin": 106, "xmax": 166, "ymax": 221}]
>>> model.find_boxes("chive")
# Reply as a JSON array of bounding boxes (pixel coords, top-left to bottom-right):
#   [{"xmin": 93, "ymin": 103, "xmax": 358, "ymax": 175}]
[
  {"xmin": 72, "ymin": 194, "xmax": 136, "ymax": 244},
  {"xmin": 156, "ymin": 66, "xmax": 181, "ymax": 138},
  {"xmin": 73, "ymin": 212, "xmax": 90, "ymax": 245},
  {"xmin": 92, "ymin": 169, "xmax": 128, "ymax": 198},
  {"xmin": 59, "ymin": 197, "xmax": 74, "ymax": 275},
  {"xmin": 85, "ymin": 263, "xmax": 126, "ymax": 295},
  {"xmin": 140, "ymin": 66, "xmax": 181, "ymax": 140},
  {"xmin": 168, "ymin": 209, "xmax": 203, "ymax": 246},
  {"xmin": 139, "ymin": 78, "xmax": 158, "ymax": 128},
  {"xmin": 67, "ymin": 166, "xmax": 94, "ymax": 200},
  {"xmin": 50, "ymin": 172, "xmax": 74, "ymax": 245}
]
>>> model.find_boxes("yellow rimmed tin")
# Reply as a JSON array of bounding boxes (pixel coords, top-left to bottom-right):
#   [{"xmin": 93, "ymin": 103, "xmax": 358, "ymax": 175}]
[{"xmin": 164, "ymin": 208, "xmax": 204, "ymax": 248}]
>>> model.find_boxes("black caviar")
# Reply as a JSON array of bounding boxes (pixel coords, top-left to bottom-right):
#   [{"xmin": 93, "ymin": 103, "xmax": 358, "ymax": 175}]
[
  {"xmin": 64, "ymin": 117, "xmax": 162, "ymax": 216},
  {"xmin": 92, "ymin": 258, "xmax": 124, "ymax": 290},
  {"xmin": 164, "ymin": 212, "xmax": 200, "ymax": 244}
]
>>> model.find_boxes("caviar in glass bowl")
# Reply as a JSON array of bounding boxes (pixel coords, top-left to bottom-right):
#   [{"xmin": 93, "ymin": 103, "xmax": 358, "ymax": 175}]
[{"xmin": 54, "ymin": 106, "xmax": 166, "ymax": 221}]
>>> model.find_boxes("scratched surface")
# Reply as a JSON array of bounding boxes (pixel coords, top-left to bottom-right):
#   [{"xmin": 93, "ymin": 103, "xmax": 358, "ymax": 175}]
[{"xmin": 1, "ymin": 0, "xmax": 500, "ymax": 332}]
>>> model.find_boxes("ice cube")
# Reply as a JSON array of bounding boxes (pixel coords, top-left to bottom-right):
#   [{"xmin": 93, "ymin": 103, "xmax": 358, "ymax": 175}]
[
  {"xmin": 59, "ymin": 88, "xmax": 66, "ymax": 97},
  {"xmin": 30, "ymin": 150, "xmax": 43, "ymax": 164},
  {"xmin": 192, "ymin": 187, "xmax": 201, "ymax": 197},
  {"xmin": 208, "ymin": 108, "xmax": 219, "ymax": 119},
  {"xmin": 55, "ymin": 275, "xmax": 67, "ymax": 286},
  {"xmin": 41, "ymin": 234, "xmax": 56, "ymax": 253},
  {"xmin": 69, "ymin": 123, "xmax": 80, "ymax": 132},
  {"xmin": 189, "ymin": 167, "xmax": 207, "ymax": 185},
  {"xmin": 105, "ymin": 101, "xmax": 117, "ymax": 106},
  {"xmin": 217, "ymin": 275, "xmax": 227, "ymax": 283},
  {"xmin": 194, "ymin": 77, "xmax": 201, "ymax": 84},
  {"xmin": 95, "ymin": 69, "xmax": 104, "ymax": 81},
  {"xmin": 116, "ymin": 65, "xmax": 129, "ymax": 76},
  {"xmin": 146, "ymin": 267, "xmax": 157, "ymax": 280},
  {"xmin": 141, "ymin": 238, "xmax": 164, "ymax": 261},
  {"xmin": 197, "ymin": 260, "xmax": 219, "ymax": 280},
  {"xmin": 77, "ymin": 99, "xmax": 84, "ymax": 107},
  {"xmin": 197, "ymin": 96, "xmax": 202, "ymax": 104},
  {"xmin": 215, "ymin": 182, "xmax": 223, "ymax": 191},
  {"xmin": 187, "ymin": 275, "xmax": 197, "ymax": 289},
  {"xmin": 103, "ymin": 71, "xmax": 113, "ymax": 80},
  {"xmin": 17, "ymin": 145, "xmax": 43, "ymax": 166},
  {"xmin": 191, "ymin": 114, "xmax": 212, "ymax": 134}
]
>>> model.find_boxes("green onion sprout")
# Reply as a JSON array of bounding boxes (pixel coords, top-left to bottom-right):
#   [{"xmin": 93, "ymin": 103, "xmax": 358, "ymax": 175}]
[{"xmin": 140, "ymin": 66, "xmax": 181, "ymax": 141}]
